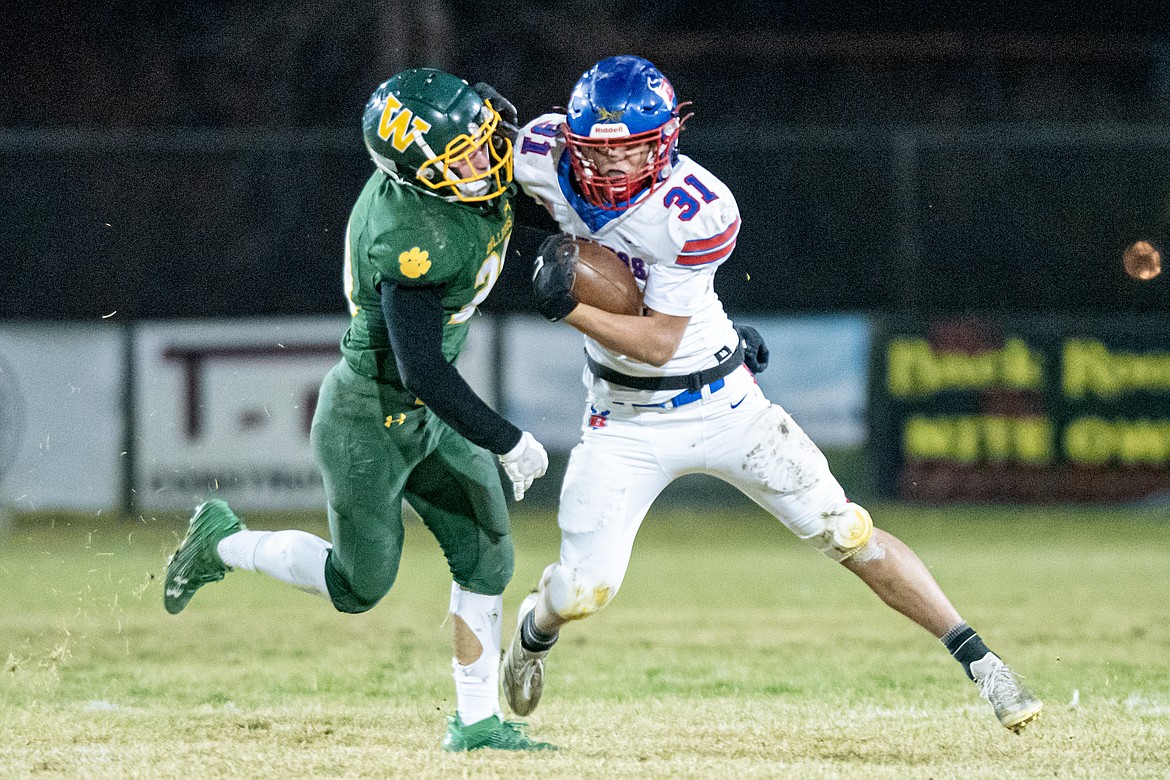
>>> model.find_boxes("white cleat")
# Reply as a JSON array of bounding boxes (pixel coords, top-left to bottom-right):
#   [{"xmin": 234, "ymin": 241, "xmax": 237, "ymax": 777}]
[
  {"xmin": 971, "ymin": 652, "xmax": 1044, "ymax": 733},
  {"xmin": 501, "ymin": 592, "xmax": 548, "ymax": 716}
]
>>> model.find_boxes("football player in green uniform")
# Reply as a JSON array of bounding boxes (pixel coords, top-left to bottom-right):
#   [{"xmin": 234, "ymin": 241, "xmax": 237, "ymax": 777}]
[{"xmin": 163, "ymin": 68, "xmax": 554, "ymax": 752}]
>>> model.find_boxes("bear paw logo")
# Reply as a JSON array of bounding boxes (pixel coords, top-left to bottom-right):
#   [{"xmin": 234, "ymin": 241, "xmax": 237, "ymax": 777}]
[{"xmin": 399, "ymin": 247, "xmax": 431, "ymax": 279}]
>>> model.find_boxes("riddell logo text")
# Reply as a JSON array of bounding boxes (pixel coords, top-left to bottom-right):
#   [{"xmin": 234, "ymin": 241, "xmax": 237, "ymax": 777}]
[{"xmin": 589, "ymin": 123, "xmax": 630, "ymax": 138}]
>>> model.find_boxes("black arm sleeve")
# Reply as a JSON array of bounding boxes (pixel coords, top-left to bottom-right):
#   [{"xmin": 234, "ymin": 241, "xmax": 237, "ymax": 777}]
[{"xmin": 381, "ymin": 281, "xmax": 522, "ymax": 455}]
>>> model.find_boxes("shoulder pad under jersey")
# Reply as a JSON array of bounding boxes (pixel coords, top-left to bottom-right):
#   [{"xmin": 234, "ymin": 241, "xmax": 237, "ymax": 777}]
[
  {"xmin": 368, "ymin": 206, "xmax": 466, "ymax": 288},
  {"xmin": 662, "ymin": 162, "xmax": 741, "ymax": 269},
  {"xmin": 514, "ymin": 113, "xmax": 567, "ymax": 202}
]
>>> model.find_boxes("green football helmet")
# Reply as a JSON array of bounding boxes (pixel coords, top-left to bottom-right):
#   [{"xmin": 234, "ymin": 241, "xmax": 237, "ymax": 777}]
[{"xmin": 361, "ymin": 68, "xmax": 513, "ymax": 203}]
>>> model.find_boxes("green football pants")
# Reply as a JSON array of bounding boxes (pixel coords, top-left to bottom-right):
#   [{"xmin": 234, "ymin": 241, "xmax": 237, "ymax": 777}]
[{"xmin": 310, "ymin": 360, "xmax": 514, "ymax": 613}]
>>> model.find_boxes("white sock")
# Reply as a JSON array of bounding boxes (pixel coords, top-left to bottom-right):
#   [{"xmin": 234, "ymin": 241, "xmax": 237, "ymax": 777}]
[
  {"xmin": 453, "ymin": 658, "xmax": 502, "ymax": 725},
  {"xmin": 216, "ymin": 529, "xmax": 264, "ymax": 570},
  {"xmin": 449, "ymin": 584, "xmax": 503, "ymax": 725},
  {"xmin": 217, "ymin": 529, "xmax": 330, "ymax": 598}
]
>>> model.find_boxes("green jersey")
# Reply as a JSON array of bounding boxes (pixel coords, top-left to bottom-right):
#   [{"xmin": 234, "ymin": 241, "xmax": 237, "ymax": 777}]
[{"xmin": 341, "ymin": 171, "xmax": 515, "ymax": 382}]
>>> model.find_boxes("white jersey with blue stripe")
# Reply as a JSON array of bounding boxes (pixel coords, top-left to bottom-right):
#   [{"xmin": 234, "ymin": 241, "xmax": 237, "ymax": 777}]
[{"xmin": 515, "ymin": 113, "xmax": 743, "ymax": 405}]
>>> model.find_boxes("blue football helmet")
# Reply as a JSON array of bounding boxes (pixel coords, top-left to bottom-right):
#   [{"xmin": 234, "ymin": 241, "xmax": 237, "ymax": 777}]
[{"xmin": 563, "ymin": 55, "xmax": 689, "ymax": 210}]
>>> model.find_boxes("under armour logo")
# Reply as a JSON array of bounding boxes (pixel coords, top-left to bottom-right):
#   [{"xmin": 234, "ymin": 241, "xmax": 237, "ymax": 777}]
[
  {"xmin": 384, "ymin": 414, "xmax": 406, "ymax": 427},
  {"xmin": 165, "ymin": 576, "xmax": 188, "ymax": 598}
]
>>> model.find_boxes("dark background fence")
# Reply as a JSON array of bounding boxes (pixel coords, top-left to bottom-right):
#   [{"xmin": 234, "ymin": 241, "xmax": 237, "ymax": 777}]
[
  {"xmin": 3, "ymin": 125, "xmax": 1169, "ymax": 321},
  {"xmin": 3, "ymin": 1, "xmax": 1169, "ymax": 323}
]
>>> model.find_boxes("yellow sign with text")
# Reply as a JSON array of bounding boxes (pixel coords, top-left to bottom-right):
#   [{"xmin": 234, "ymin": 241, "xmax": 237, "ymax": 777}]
[
  {"xmin": 903, "ymin": 415, "xmax": 1053, "ymax": 464},
  {"xmin": 1063, "ymin": 339, "xmax": 1170, "ymax": 398},
  {"xmin": 887, "ymin": 337, "xmax": 1043, "ymax": 397}
]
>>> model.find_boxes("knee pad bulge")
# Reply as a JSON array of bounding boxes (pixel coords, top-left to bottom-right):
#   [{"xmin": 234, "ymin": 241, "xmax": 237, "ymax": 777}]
[
  {"xmin": 812, "ymin": 503, "xmax": 874, "ymax": 562},
  {"xmin": 540, "ymin": 562, "xmax": 615, "ymax": 621}
]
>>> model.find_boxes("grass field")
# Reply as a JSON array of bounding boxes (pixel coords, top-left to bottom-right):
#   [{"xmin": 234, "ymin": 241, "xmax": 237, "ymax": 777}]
[{"xmin": 2, "ymin": 502, "xmax": 1168, "ymax": 778}]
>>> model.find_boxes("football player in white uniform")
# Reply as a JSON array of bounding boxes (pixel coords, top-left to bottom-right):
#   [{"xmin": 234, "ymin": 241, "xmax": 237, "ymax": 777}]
[{"xmin": 503, "ymin": 55, "xmax": 1042, "ymax": 733}]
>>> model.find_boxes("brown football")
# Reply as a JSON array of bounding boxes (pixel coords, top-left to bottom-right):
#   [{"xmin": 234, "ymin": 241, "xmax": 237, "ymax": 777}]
[{"xmin": 572, "ymin": 240, "xmax": 644, "ymax": 316}]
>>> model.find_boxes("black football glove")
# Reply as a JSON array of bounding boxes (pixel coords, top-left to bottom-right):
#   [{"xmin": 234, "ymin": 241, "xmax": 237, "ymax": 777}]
[
  {"xmin": 473, "ymin": 81, "xmax": 520, "ymax": 142},
  {"xmin": 735, "ymin": 324, "xmax": 770, "ymax": 374},
  {"xmin": 532, "ymin": 233, "xmax": 580, "ymax": 321}
]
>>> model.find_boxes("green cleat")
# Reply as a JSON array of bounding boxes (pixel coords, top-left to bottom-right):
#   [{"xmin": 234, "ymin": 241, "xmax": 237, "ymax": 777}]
[
  {"xmin": 440, "ymin": 713, "xmax": 556, "ymax": 752},
  {"xmin": 163, "ymin": 500, "xmax": 245, "ymax": 614}
]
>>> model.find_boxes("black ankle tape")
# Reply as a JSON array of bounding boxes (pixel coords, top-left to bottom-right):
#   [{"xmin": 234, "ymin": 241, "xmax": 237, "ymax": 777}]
[
  {"xmin": 520, "ymin": 610, "xmax": 558, "ymax": 652},
  {"xmin": 943, "ymin": 623, "xmax": 991, "ymax": 681}
]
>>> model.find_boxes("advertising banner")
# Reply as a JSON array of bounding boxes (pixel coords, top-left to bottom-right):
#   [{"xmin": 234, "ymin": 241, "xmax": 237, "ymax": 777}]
[
  {"xmin": 751, "ymin": 315, "xmax": 869, "ymax": 448},
  {"xmin": 134, "ymin": 316, "xmax": 495, "ymax": 511},
  {"xmin": 871, "ymin": 315, "xmax": 1170, "ymax": 503},
  {"xmin": 0, "ymin": 324, "xmax": 125, "ymax": 511}
]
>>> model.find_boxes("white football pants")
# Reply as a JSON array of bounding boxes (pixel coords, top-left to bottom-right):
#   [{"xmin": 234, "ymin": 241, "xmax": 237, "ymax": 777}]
[{"xmin": 547, "ymin": 365, "xmax": 849, "ymax": 619}]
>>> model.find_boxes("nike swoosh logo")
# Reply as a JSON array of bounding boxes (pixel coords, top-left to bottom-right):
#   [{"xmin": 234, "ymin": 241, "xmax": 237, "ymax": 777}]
[{"xmin": 730, "ymin": 395, "xmax": 747, "ymax": 409}]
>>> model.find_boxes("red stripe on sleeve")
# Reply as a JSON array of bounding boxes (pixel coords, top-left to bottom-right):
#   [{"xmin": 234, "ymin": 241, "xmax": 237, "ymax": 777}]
[
  {"xmin": 676, "ymin": 239, "xmax": 737, "ymax": 266},
  {"xmin": 681, "ymin": 217, "xmax": 741, "ymax": 253}
]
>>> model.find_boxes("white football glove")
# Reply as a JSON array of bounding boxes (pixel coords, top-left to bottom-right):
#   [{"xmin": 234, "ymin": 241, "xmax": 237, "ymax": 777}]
[{"xmin": 498, "ymin": 431, "xmax": 549, "ymax": 501}]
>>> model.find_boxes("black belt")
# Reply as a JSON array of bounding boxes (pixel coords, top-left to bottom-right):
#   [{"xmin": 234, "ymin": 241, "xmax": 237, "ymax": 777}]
[{"xmin": 585, "ymin": 342, "xmax": 744, "ymax": 393}]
